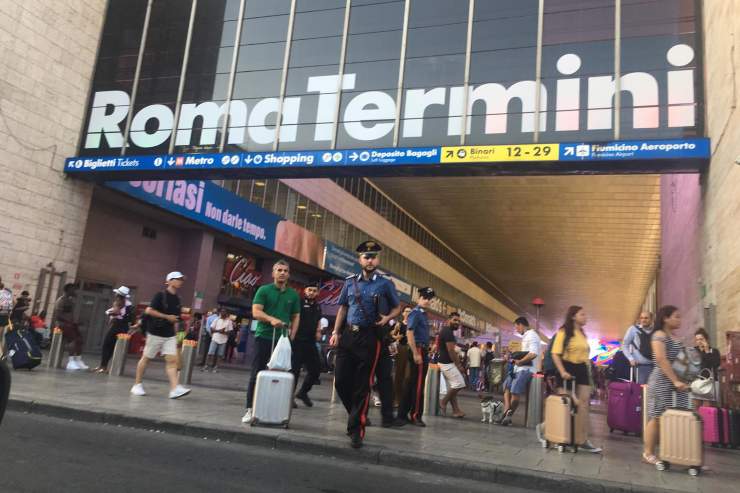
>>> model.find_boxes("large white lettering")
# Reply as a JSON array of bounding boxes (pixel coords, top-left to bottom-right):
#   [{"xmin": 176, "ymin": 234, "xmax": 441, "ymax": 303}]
[{"xmin": 82, "ymin": 45, "xmax": 696, "ymax": 149}]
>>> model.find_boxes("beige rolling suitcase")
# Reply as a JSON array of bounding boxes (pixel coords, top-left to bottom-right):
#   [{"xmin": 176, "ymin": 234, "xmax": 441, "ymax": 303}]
[
  {"xmin": 657, "ymin": 392, "xmax": 703, "ymax": 476},
  {"xmin": 544, "ymin": 380, "xmax": 586, "ymax": 452}
]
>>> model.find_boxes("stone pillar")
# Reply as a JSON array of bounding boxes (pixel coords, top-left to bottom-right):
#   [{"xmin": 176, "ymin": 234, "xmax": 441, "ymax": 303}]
[{"xmin": 176, "ymin": 230, "xmax": 215, "ymax": 312}]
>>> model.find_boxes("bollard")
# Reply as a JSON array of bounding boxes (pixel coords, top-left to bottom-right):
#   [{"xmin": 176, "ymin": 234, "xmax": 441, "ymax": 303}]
[
  {"xmin": 108, "ymin": 333, "xmax": 131, "ymax": 376},
  {"xmin": 179, "ymin": 340, "xmax": 197, "ymax": 385},
  {"xmin": 423, "ymin": 363, "xmax": 441, "ymax": 417},
  {"xmin": 47, "ymin": 327, "xmax": 64, "ymax": 369}
]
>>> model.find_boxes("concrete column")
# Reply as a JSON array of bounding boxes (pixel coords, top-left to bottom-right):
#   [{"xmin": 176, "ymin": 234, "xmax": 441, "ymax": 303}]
[{"xmin": 177, "ymin": 230, "xmax": 215, "ymax": 312}]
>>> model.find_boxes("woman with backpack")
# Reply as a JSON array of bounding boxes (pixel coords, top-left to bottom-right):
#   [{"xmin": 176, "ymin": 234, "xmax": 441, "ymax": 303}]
[{"xmin": 548, "ymin": 305, "xmax": 602, "ymax": 453}]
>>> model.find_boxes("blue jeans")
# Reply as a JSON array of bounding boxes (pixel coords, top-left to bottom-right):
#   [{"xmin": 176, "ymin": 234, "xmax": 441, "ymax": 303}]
[{"xmin": 469, "ymin": 367, "xmax": 480, "ymax": 388}]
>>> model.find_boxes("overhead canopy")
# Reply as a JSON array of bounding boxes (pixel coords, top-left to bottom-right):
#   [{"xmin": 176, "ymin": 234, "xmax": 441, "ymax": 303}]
[{"xmin": 372, "ymin": 174, "xmax": 662, "ymax": 340}]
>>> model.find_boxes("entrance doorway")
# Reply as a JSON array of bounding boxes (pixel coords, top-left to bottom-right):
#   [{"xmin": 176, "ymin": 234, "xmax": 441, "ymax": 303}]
[{"xmin": 73, "ymin": 281, "xmax": 114, "ymax": 353}]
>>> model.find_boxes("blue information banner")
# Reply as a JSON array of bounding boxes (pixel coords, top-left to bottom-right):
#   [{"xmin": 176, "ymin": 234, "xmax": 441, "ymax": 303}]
[
  {"xmin": 323, "ymin": 241, "xmax": 361, "ymax": 278},
  {"xmin": 106, "ymin": 179, "xmax": 282, "ymax": 250},
  {"xmin": 65, "ymin": 138, "xmax": 710, "ymax": 176},
  {"xmin": 559, "ymin": 138, "xmax": 710, "ymax": 161}
]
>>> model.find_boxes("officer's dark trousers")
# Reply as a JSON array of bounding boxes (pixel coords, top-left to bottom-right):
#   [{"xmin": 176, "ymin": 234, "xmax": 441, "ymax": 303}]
[
  {"xmin": 334, "ymin": 328, "xmax": 381, "ymax": 436},
  {"xmin": 291, "ymin": 340, "xmax": 321, "ymax": 396},
  {"xmin": 397, "ymin": 346, "xmax": 429, "ymax": 422},
  {"xmin": 374, "ymin": 344, "xmax": 394, "ymax": 423}
]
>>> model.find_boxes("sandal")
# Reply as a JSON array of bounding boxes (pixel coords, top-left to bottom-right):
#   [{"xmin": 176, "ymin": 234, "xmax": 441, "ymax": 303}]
[{"xmin": 642, "ymin": 453, "xmax": 659, "ymax": 465}]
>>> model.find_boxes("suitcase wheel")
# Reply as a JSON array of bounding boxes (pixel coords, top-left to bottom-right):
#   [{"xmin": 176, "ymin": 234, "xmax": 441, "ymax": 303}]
[
  {"xmin": 283, "ymin": 424, "xmax": 289, "ymax": 429},
  {"xmin": 688, "ymin": 468, "xmax": 700, "ymax": 477},
  {"xmin": 557, "ymin": 445, "xmax": 566, "ymax": 453},
  {"xmin": 656, "ymin": 461, "xmax": 667, "ymax": 472},
  {"xmin": 250, "ymin": 418, "xmax": 258, "ymax": 427}
]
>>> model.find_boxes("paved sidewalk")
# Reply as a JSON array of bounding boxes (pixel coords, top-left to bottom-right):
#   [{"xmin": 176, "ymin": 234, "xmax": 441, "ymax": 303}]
[{"xmin": 7, "ymin": 363, "xmax": 740, "ymax": 493}]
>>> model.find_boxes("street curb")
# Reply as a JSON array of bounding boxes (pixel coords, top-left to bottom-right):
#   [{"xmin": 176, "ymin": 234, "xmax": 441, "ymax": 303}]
[{"xmin": 9, "ymin": 398, "xmax": 673, "ymax": 493}]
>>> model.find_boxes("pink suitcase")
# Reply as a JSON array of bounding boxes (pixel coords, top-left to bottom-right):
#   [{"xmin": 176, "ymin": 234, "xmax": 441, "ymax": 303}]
[
  {"xmin": 699, "ymin": 406, "xmax": 722, "ymax": 445},
  {"xmin": 607, "ymin": 368, "xmax": 642, "ymax": 435}
]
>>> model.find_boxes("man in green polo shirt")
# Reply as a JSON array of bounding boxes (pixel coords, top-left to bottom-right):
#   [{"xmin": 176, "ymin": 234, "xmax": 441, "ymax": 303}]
[{"xmin": 242, "ymin": 259, "xmax": 301, "ymax": 424}]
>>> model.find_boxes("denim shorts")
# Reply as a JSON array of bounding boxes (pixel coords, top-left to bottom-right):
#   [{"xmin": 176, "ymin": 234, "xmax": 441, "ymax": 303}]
[
  {"xmin": 503, "ymin": 369, "xmax": 533, "ymax": 395},
  {"xmin": 208, "ymin": 340, "xmax": 227, "ymax": 357}
]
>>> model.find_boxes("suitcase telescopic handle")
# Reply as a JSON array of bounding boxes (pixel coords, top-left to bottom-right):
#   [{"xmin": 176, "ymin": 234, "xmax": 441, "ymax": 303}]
[{"xmin": 630, "ymin": 366, "xmax": 639, "ymax": 383}]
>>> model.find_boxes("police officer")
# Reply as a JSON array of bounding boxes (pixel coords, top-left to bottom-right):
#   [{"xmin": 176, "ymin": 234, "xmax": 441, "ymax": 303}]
[
  {"xmin": 394, "ymin": 287, "xmax": 435, "ymax": 427},
  {"xmin": 290, "ymin": 281, "xmax": 323, "ymax": 408},
  {"xmin": 331, "ymin": 241, "xmax": 401, "ymax": 448}
]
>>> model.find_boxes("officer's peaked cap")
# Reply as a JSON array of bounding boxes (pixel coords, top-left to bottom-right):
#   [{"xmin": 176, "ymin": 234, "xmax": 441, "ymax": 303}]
[
  {"xmin": 419, "ymin": 287, "xmax": 435, "ymax": 299},
  {"xmin": 356, "ymin": 240, "xmax": 382, "ymax": 254}
]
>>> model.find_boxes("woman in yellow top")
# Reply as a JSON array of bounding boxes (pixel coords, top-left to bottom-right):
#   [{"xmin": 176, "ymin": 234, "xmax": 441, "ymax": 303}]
[{"xmin": 551, "ymin": 305, "xmax": 602, "ymax": 453}]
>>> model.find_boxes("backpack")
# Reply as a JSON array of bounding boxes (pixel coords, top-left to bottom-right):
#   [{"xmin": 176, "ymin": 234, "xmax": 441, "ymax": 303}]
[
  {"xmin": 0, "ymin": 289, "xmax": 12, "ymax": 314},
  {"xmin": 542, "ymin": 337, "xmax": 557, "ymax": 375},
  {"xmin": 633, "ymin": 326, "xmax": 653, "ymax": 361}
]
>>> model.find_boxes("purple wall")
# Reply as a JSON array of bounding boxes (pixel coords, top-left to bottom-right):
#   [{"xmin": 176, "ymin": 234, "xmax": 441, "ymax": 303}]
[{"xmin": 659, "ymin": 174, "xmax": 703, "ymax": 336}]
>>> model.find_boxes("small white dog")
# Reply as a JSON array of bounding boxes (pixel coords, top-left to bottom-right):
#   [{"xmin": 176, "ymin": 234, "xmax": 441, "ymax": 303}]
[{"xmin": 480, "ymin": 397, "xmax": 503, "ymax": 423}]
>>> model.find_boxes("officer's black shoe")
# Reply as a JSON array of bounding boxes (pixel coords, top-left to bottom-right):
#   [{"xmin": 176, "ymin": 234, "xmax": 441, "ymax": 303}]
[
  {"xmin": 381, "ymin": 419, "xmax": 394, "ymax": 428},
  {"xmin": 296, "ymin": 392, "xmax": 313, "ymax": 407},
  {"xmin": 391, "ymin": 418, "xmax": 409, "ymax": 427},
  {"xmin": 350, "ymin": 431, "xmax": 363, "ymax": 449},
  {"xmin": 410, "ymin": 419, "xmax": 426, "ymax": 427}
]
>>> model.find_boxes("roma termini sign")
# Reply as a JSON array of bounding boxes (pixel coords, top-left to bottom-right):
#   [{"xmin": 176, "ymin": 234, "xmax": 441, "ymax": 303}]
[{"xmin": 83, "ymin": 44, "xmax": 698, "ymax": 151}]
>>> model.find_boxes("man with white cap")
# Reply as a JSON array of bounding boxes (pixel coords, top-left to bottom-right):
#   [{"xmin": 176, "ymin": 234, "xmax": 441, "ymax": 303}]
[
  {"xmin": 94, "ymin": 286, "xmax": 135, "ymax": 373},
  {"xmin": 131, "ymin": 272, "xmax": 191, "ymax": 399}
]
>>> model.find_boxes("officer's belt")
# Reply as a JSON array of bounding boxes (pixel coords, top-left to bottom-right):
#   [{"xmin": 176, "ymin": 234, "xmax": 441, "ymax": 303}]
[{"xmin": 349, "ymin": 324, "xmax": 375, "ymax": 333}]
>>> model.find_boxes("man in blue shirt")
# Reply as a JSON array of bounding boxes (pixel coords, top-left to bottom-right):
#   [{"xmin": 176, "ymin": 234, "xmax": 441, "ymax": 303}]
[
  {"xmin": 621, "ymin": 311, "xmax": 654, "ymax": 384},
  {"xmin": 331, "ymin": 241, "xmax": 401, "ymax": 448},
  {"xmin": 394, "ymin": 286, "xmax": 435, "ymax": 427}
]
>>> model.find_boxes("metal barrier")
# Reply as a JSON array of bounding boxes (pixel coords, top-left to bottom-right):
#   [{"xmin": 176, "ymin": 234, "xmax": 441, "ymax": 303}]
[
  {"xmin": 47, "ymin": 327, "xmax": 64, "ymax": 369},
  {"xmin": 179, "ymin": 340, "xmax": 197, "ymax": 385},
  {"xmin": 108, "ymin": 333, "xmax": 131, "ymax": 376},
  {"xmin": 423, "ymin": 363, "xmax": 441, "ymax": 417},
  {"xmin": 0, "ymin": 356, "xmax": 9, "ymax": 425}
]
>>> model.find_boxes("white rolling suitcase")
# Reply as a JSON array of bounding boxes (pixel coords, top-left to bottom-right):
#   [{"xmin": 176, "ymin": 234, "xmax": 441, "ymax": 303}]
[{"xmin": 251, "ymin": 328, "xmax": 294, "ymax": 428}]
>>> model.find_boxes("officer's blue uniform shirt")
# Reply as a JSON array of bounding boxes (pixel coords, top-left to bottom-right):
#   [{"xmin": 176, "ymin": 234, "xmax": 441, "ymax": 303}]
[
  {"xmin": 406, "ymin": 306, "xmax": 430, "ymax": 345},
  {"xmin": 338, "ymin": 273, "xmax": 400, "ymax": 327}
]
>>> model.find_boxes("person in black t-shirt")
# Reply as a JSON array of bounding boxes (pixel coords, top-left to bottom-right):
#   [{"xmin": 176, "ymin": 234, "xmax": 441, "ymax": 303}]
[
  {"xmin": 131, "ymin": 272, "xmax": 191, "ymax": 399},
  {"xmin": 438, "ymin": 312, "xmax": 466, "ymax": 418},
  {"xmin": 290, "ymin": 282, "xmax": 323, "ymax": 408}
]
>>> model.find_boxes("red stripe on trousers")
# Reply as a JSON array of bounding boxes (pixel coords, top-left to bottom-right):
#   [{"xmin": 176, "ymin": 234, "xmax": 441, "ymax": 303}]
[
  {"xmin": 360, "ymin": 339, "xmax": 381, "ymax": 439},
  {"xmin": 411, "ymin": 347, "xmax": 423, "ymax": 421}
]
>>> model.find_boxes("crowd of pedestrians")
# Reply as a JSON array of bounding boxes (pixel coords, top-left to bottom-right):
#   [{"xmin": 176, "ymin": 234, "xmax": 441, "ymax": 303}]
[{"xmin": 1, "ymin": 242, "xmax": 726, "ymax": 464}]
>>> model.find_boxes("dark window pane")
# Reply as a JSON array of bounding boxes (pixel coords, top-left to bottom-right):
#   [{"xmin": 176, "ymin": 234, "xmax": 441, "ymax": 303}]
[
  {"xmin": 245, "ymin": 0, "xmax": 291, "ymax": 18},
  {"xmin": 348, "ymin": 2, "xmax": 405, "ymax": 34}
]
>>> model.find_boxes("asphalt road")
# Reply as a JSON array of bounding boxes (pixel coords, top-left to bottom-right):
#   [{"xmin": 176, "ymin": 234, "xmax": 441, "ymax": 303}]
[{"xmin": 0, "ymin": 411, "xmax": 539, "ymax": 493}]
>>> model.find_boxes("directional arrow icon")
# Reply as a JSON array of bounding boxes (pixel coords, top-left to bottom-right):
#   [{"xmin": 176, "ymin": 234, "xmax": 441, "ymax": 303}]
[
  {"xmin": 349, "ymin": 152, "xmax": 358, "ymax": 161},
  {"xmin": 244, "ymin": 156, "xmax": 253, "ymax": 164},
  {"xmin": 564, "ymin": 147, "xmax": 574, "ymax": 156},
  {"xmin": 167, "ymin": 157, "xmax": 175, "ymax": 166},
  {"xmin": 445, "ymin": 150, "xmax": 453, "ymax": 158}
]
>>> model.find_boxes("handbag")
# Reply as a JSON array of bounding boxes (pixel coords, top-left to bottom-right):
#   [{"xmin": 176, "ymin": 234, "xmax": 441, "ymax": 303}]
[
  {"xmin": 690, "ymin": 369, "xmax": 715, "ymax": 399},
  {"xmin": 672, "ymin": 346, "xmax": 702, "ymax": 382},
  {"xmin": 267, "ymin": 330, "xmax": 292, "ymax": 371}
]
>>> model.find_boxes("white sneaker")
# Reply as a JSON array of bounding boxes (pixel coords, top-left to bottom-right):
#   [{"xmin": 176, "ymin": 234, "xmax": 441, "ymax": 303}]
[
  {"xmin": 66, "ymin": 359, "xmax": 80, "ymax": 371},
  {"xmin": 75, "ymin": 357, "xmax": 89, "ymax": 370},
  {"xmin": 535, "ymin": 423, "xmax": 548, "ymax": 448},
  {"xmin": 241, "ymin": 408, "xmax": 254, "ymax": 424},
  {"xmin": 581, "ymin": 440, "xmax": 602, "ymax": 453},
  {"xmin": 169, "ymin": 385, "xmax": 191, "ymax": 399},
  {"xmin": 130, "ymin": 383, "xmax": 146, "ymax": 396}
]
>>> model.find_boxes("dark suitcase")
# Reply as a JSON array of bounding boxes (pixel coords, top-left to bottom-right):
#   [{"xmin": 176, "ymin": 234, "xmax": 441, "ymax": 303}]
[
  {"xmin": 5, "ymin": 324, "xmax": 42, "ymax": 370},
  {"xmin": 729, "ymin": 409, "xmax": 740, "ymax": 448}
]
